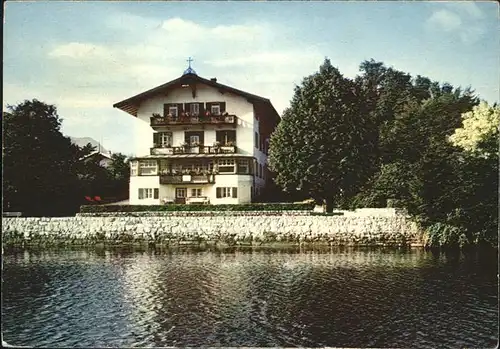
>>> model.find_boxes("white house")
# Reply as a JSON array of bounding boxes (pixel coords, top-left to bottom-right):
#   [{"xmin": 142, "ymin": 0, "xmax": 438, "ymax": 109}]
[
  {"xmin": 80, "ymin": 150, "xmax": 113, "ymax": 168},
  {"xmin": 113, "ymin": 63, "xmax": 280, "ymax": 205}
]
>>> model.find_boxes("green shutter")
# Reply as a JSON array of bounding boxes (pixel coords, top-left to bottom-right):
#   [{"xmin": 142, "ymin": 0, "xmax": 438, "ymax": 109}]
[
  {"xmin": 138, "ymin": 188, "xmax": 144, "ymax": 199},
  {"xmin": 216, "ymin": 187, "xmax": 222, "ymax": 198},
  {"xmin": 220, "ymin": 102, "xmax": 226, "ymax": 113},
  {"xmin": 154, "ymin": 188, "xmax": 159, "ymax": 199},
  {"xmin": 198, "ymin": 102, "xmax": 205, "ymax": 116},
  {"xmin": 163, "ymin": 104, "xmax": 169, "ymax": 116},
  {"xmin": 232, "ymin": 187, "xmax": 238, "ymax": 198}
]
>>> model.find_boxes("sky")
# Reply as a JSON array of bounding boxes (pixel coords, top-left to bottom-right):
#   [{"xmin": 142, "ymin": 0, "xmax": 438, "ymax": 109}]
[{"xmin": 3, "ymin": 1, "xmax": 499, "ymax": 156}]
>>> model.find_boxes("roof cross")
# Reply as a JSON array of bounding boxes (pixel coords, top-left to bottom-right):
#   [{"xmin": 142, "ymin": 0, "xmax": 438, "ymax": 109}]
[{"xmin": 183, "ymin": 57, "xmax": 197, "ymax": 75}]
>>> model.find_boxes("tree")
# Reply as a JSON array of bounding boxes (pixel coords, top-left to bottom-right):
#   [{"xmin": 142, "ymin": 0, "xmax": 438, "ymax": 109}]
[
  {"xmin": 268, "ymin": 59, "xmax": 376, "ymax": 211},
  {"xmin": 3, "ymin": 99, "xmax": 85, "ymax": 216},
  {"xmin": 107, "ymin": 153, "xmax": 130, "ymax": 200},
  {"xmin": 448, "ymin": 101, "xmax": 499, "ymax": 159}
]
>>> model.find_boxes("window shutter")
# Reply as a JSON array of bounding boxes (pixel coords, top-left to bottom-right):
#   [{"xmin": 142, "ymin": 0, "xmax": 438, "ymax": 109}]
[
  {"xmin": 220, "ymin": 102, "xmax": 226, "ymax": 113},
  {"xmin": 185, "ymin": 103, "xmax": 191, "ymax": 113},
  {"xmin": 232, "ymin": 187, "xmax": 238, "ymax": 198},
  {"xmin": 206, "ymin": 102, "xmax": 213, "ymax": 112},
  {"xmin": 198, "ymin": 102, "xmax": 205, "ymax": 115},
  {"xmin": 154, "ymin": 188, "xmax": 159, "ymax": 199},
  {"xmin": 216, "ymin": 187, "xmax": 222, "ymax": 198},
  {"xmin": 163, "ymin": 104, "xmax": 169, "ymax": 116},
  {"xmin": 138, "ymin": 188, "xmax": 144, "ymax": 199},
  {"xmin": 153, "ymin": 133, "xmax": 159, "ymax": 147}
]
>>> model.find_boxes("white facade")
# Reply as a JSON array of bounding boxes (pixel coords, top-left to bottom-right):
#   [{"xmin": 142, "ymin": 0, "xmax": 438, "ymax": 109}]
[{"xmin": 114, "ymin": 72, "xmax": 279, "ymax": 205}]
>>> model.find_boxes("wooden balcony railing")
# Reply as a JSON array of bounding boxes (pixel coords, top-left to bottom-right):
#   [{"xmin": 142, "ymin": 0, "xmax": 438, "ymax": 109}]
[
  {"xmin": 150, "ymin": 114, "xmax": 237, "ymax": 127},
  {"xmin": 160, "ymin": 174, "xmax": 216, "ymax": 184},
  {"xmin": 151, "ymin": 145, "xmax": 236, "ymax": 155}
]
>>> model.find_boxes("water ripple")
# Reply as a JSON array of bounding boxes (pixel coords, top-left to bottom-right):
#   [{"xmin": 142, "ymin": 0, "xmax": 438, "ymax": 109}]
[{"xmin": 2, "ymin": 248, "xmax": 498, "ymax": 348}]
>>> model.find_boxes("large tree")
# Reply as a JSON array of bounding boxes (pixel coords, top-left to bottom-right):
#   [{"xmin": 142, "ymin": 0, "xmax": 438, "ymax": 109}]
[
  {"xmin": 4, "ymin": 99, "xmax": 131, "ymax": 215},
  {"xmin": 268, "ymin": 59, "xmax": 376, "ymax": 211},
  {"xmin": 3, "ymin": 99, "xmax": 85, "ymax": 216}
]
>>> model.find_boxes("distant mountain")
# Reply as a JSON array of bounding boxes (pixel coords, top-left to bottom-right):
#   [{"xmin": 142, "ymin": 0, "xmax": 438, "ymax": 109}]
[{"xmin": 70, "ymin": 137, "xmax": 109, "ymax": 154}]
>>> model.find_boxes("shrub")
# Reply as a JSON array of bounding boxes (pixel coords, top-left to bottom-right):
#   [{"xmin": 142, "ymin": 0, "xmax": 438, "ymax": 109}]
[
  {"xmin": 425, "ymin": 222, "xmax": 469, "ymax": 247},
  {"xmin": 80, "ymin": 202, "xmax": 314, "ymax": 213}
]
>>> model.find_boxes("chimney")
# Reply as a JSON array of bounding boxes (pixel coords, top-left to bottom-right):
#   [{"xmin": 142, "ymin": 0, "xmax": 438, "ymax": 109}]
[{"xmin": 210, "ymin": 78, "xmax": 217, "ymax": 82}]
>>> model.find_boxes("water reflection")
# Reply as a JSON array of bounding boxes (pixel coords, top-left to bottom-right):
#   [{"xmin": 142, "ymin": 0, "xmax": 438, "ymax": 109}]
[{"xmin": 2, "ymin": 247, "xmax": 497, "ymax": 348}]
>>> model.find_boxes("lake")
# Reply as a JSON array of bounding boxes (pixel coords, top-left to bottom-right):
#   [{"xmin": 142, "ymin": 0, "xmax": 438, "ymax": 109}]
[{"xmin": 2, "ymin": 246, "xmax": 498, "ymax": 348}]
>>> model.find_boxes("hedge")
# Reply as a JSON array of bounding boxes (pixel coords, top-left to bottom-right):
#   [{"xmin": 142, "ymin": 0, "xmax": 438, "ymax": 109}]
[{"xmin": 80, "ymin": 203, "xmax": 315, "ymax": 213}]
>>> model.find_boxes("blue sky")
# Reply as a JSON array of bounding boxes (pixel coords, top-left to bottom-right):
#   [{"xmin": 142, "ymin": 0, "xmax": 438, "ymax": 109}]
[{"xmin": 4, "ymin": 1, "xmax": 499, "ymax": 156}]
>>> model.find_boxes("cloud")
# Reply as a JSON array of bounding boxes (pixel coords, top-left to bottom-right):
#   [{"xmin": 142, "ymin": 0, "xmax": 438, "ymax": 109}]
[
  {"xmin": 427, "ymin": 9, "xmax": 462, "ymax": 32},
  {"xmin": 205, "ymin": 51, "xmax": 323, "ymax": 68},
  {"xmin": 13, "ymin": 14, "xmax": 324, "ymax": 154},
  {"xmin": 43, "ymin": 15, "xmax": 324, "ymax": 115},
  {"xmin": 425, "ymin": 5, "xmax": 487, "ymax": 44},
  {"xmin": 444, "ymin": 2, "xmax": 484, "ymax": 19},
  {"xmin": 49, "ymin": 42, "xmax": 112, "ymax": 59}
]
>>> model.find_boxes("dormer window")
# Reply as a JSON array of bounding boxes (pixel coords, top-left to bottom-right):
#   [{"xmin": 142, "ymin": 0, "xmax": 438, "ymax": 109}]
[
  {"xmin": 211, "ymin": 104, "xmax": 221, "ymax": 116},
  {"xmin": 169, "ymin": 106, "xmax": 178, "ymax": 117}
]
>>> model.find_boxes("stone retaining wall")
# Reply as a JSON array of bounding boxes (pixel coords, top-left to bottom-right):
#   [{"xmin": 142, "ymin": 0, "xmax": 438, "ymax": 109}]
[{"xmin": 2, "ymin": 211, "xmax": 423, "ymax": 247}]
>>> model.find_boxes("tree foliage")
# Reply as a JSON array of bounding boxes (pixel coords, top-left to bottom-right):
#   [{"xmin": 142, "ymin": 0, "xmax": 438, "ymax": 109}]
[
  {"xmin": 448, "ymin": 101, "xmax": 499, "ymax": 159},
  {"xmin": 268, "ymin": 59, "xmax": 377, "ymax": 211},
  {"xmin": 269, "ymin": 58, "xmax": 497, "ymax": 246},
  {"xmin": 3, "ymin": 99, "xmax": 130, "ymax": 216}
]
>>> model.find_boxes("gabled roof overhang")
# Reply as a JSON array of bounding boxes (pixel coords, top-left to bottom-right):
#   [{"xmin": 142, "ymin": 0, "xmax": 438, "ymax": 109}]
[{"xmin": 113, "ymin": 73, "xmax": 280, "ymax": 122}]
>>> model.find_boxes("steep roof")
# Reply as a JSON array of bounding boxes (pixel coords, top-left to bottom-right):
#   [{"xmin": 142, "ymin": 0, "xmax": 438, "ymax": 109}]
[
  {"xmin": 113, "ymin": 73, "xmax": 280, "ymax": 119},
  {"xmin": 79, "ymin": 150, "xmax": 112, "ymax": 162}
]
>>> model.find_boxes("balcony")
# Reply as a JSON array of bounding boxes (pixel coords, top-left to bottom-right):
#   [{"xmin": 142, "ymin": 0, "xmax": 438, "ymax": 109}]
[
  {"xmin": 150, "ymin": 114, "xmax": 237, "ymax": 127},
  {"xmin": 151, "ymin": 144, "xmax": 236, "ymax": 156},
  {"xmin": 160, "ymin": 173, "xmax": 216, "ymax": 184}
]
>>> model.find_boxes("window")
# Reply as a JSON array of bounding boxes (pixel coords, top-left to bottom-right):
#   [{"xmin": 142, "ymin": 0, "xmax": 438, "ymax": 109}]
[
  {"xmin": 191, "ymin": 188, "xmax": 203, "ymax": 197},
  {"xmin": 216, "ymin": 130, "xmax": 236, "ymax": 146},
  {"xmin": 176, "ymin": 188, "xmax": 187, "ymax": 198},
  {"xmin": 139, "ymin": 160, "xmax": 157, "ymax": 175},
  {"xmin": 255, "ymin": 132, "xmax": 259, "ymax": 149},
  {"xmin": 237, "ymin": 159, "xmax": 249, "ymax": 174},
  {"xmin": 211, "ymin": 104, "xmax": 220, "ymax": 115},
  {"xmin": 218, "ymin": 159, "xmax": 235, "ymax": 173},
  {"xmin": 138, "ymin": 188, "xmax": 159, "ymax": 200},
  {"xmin": 189, "ymin": 135, "xmax": 200, "ymax": 145},
  {"xmin": 190, "ymin": 103, "xmax": 199, "ymax": 116},
  {"xmin": 130, "ymin": 161, "xmax": 138, "ymax": 176},
  {"xmin": 185, "ymin": 131, "xmax": 204, "ymax": 146},
  {"xmin": 168, "ymin": 106, "xmax": 178, "ymax": 117},
  {"xmin": 160, "ymin": 132, "xmax": 172, "ymax": 147},
  {"xmin": 216, "ymin": 187, "xmax": 238, "ymax": 198}
]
